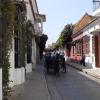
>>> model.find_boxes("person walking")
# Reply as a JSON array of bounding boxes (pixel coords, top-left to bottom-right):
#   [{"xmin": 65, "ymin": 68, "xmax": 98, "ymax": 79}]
[
  {"xmin": 54, "ymin": 53, "xmax": 60, "ymax": 76},
  {"xmin": 80, "ymin": 54, "xmax": 85, "ymax": 66},
  {"xmin": 61, "ymin": 55, "xmax": 66, "ymax": 73}
]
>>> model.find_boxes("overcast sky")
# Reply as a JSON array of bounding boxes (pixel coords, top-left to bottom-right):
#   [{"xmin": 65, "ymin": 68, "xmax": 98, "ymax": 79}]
[{"xmin": 37, "ymin": 0, "xmax": 93, "ymax": 45}]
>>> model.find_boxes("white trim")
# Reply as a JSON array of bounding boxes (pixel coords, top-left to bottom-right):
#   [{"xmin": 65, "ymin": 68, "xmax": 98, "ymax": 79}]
[{"xmin": 92, "ymin": 8, "xmax": 100, "ymax": 16}]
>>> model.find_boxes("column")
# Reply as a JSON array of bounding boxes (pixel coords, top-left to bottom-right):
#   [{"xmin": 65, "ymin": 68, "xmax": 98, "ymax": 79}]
[
  {"xmin": 90, "ymin": 34, "xmax": 93, "ymax": 55},
  {"xmin": 40, "ymin": 19, "xmax": 43, "ymax": 34},
  {"xmin": 90, "ymin": 34, "xmax": 95, "ymax": 68},
  {"xmin": 98, "ymin": 33, "xmax": 100, "ymax": 67}
]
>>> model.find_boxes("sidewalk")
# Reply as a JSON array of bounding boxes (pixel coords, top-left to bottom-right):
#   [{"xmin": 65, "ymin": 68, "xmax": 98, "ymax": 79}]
[
  {"xmin": 66, "ymin": 61, "xmax": 100, "ymax": 79},
  {"xmin": 11, "ymin": 64, "xmax": 50, "ymax": 100}
]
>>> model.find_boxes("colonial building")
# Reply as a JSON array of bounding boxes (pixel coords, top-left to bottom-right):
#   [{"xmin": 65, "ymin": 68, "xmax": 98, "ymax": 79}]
[
  {"xmin": 70, "ymin": 13, "xmax": 93, "ymax": 63},
  {"xmin": 9, "ymin": 0, "xmax": 46, "ymax": 87},
  {"xmin": 81, "ymin": 0, "xmax": 100, "ymax": 68},
  {"xmin": 0, "ymin": 0, "xmax": 46, "ymax": 99},
  {"xmin": 70, "ymin": 0, "xmax": 100, "ymax": 68}
]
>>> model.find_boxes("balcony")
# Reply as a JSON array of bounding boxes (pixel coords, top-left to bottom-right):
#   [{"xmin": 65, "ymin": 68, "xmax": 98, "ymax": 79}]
[
  {"xmin": 92, "ymin": 0, "xmax": 100, "ymax": 16},
  {"xmin": 93, "ymin": 0, "xmax": 100, "ymax": 11}
]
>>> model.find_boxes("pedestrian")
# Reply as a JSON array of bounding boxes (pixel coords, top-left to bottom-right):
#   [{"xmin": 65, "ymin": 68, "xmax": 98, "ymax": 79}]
[
  {"xmin": 54, "ymin": 53, "xmax": 60, "ymax": 76},
  {"xmin": 82, "ymin": 54, "xmax": 85, "ymax": 66},
  {"xmin": 45, "ymin": 53, "xmax": 51, "ymax": 74},
  {"xmin": 80, "ymin": 54, "xmax": 85, "ymax": 66},
  {"xmin": 61, "ymin": 55, "xmax": 66, "ymax": 73}
]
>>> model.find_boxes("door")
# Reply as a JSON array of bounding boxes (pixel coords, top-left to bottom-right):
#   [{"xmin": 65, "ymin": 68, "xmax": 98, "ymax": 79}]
[
  {"xmin": 95, "ymin": 35, "xmax": 100, "ymax": 67},
  {"xmin": 95, "ymin": 36, "xmax": 99, "ymax": 67}
]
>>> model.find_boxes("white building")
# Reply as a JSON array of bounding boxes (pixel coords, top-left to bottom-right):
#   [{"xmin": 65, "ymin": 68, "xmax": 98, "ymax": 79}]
[
  {"xmin": 81, "ymin": 0, "xmax": 100, "ymax": 68},
  {"xmin": 9, "ymin": 0, "xmax": 46, "ymax": 87},
  {"xmin": 0, "ymin": 0, "xmax": 46, "ymax": 99}
]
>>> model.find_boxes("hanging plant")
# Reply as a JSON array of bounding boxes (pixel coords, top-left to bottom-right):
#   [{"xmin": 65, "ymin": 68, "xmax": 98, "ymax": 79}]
[
  {"xmin": 1, "ymin": 0, "xmax": 27, "ymax": 99},
  {"xmin": 15, "ymin": 0, "xmax": 27, "ymax": 67},
  {"xmin": 1, "ymin": 0, "xmax": 16, "ymax": 99},
  {"xmin": 39, "ymin": 34, "xmax": 48, "ymax": 59}
]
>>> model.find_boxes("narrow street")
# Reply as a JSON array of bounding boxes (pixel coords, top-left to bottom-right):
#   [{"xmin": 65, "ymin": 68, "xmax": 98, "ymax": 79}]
[
  {"xmin": 1, "ymin": 1, "xmax": 100, "ymax": 100},
  {"xmin": 46, "ymin": 65, "xmax": 100, "ymax": 100}
]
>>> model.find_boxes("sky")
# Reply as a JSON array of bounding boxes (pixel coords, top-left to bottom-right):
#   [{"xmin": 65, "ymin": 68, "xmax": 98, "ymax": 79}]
[{"xmin": 37, "ymin": 0, "xmax": 93, "ymax": 46}]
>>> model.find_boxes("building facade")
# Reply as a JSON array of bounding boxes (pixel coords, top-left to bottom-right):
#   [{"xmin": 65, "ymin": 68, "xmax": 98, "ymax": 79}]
[
  {"xmin": 70, "ymin": 13, "xmax": 93, "ymax": 63},
  {"xmin": 0, "ymin": 0, "xmax": 46, "ymax": 99},
  {"xmin": 9, "ymin": 0, "xmax": 46, "ymax": 87},
  {"xmin": 70, "ymin": 0, "xmax": 100, "ymax": 68}
]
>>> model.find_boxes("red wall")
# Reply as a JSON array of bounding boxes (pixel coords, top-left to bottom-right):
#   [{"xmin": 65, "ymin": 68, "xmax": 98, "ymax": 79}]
[{"xmin": 70, "ymin": 33, "xmax": 83, "ymax": 62}]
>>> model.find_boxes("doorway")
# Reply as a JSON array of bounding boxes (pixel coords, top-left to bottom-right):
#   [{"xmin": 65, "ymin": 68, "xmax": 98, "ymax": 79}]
[{"xmin": 95, "ymin": 35, "xmax": 100, "ymax": 67}]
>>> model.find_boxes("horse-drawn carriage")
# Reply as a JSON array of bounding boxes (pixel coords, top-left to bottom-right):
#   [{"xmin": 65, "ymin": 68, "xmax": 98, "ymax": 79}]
[{"xmin": 44, "ymin": 53, "xmax": 66, "ymax": 76}]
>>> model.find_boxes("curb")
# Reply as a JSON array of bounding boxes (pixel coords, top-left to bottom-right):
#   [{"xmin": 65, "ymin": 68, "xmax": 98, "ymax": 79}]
[
  {"xmin": 66, "ymin": 63, "xmax": 82, "ymax": 71},
  {"xmin": 66, "ymin": 62, "xmax": 100, "ymax": 79},
  {"xmin": 83, "ymin": 70, "xmax": 100, "ymax": 79},
  {"xmin": 42, "ymin": 67, "xmax": 51, "ymax": 100}
]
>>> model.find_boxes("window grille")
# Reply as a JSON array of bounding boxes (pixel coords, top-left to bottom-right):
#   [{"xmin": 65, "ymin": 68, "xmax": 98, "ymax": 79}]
[
  {"xmin": 93, "ymin": 0, "xmax": 100, "ymax": 11},
  {"xmin": 76, "ymin": 42, "xmax": 82, "ymax": 55}
]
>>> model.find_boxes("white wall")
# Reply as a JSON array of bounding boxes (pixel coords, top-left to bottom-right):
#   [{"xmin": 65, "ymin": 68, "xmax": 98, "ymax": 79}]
[
  {"xmin": 82, "ymin": 18, "xmax": 100, "ymax": 68},
  {"xmin": 9, "ymin": 0, "xmax": 38, "ymax": 87},
  {"xmin": 6, "ymin": 0, "xmax": 40, "ymax": 89},
  {"xmin": 9, "ymin": 40, "xmax": 26, "ymax": 87},
  {"xmin": 92, "ymin": 8, "xmax": 100, "ymax": 16},
  {"xmin": 26, "ymin": 63, "xmax": 32, "ymax": 73},
  {"xmin": 14, "ymin": 67, "xmax": 25, "ymax": 85},
  {"xmin": 0, "ymin": 68, "xmax": 2, "ymax": 100},
  {"xmin": 85, "ymin": 55, "xmax": 95, "ymax": 68},
  {"xmin": 32, "ymin": 0, "xmax": 38, "ymax": 13},
  {"xmin": 25, "ymin": 0, "xmax": 35, "ymax": 23}
]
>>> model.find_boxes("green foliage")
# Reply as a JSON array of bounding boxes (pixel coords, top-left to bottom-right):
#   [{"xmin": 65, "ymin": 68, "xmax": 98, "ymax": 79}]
[
  {"xmin": 1, "ymin": 0, "xmax": 27, "ymax": 97},
  {"xmin": 15, "ymin": 1, "xmax": 27, "ymax": 67},
  {"xmin": 61, "ymin": 24, "xmax": 73, "ymax": 47},
  {"xmin": 2, "ymin": 0, "xmax": 16, "ymax": 97},
  {"xmin": 39, "ymin": 34, "xmax": 48, "ymax": 59},
  {"xmin": 54, "ymin": 24, "xmax": 73, "ymax": 50},
  {"xmin": 25, "ymin": 20, "xmax": 33, "ymax": 63}
]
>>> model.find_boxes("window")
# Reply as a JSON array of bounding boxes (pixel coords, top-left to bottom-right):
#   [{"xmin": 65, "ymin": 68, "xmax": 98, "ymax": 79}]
[
  {"xmin": 27, "ymin": 45, "xmax": 32, "ymax": 63},
  {"xmin": 83, "ymin": 36, "xmax": 90, "ymax": 54},
  {"xmin": 76, "ymin": 42, "xmax": 82, "ymax": 55},
  {"xmin": 15, "ymin": 36, "xmax": 21, "ymax": 68},
  {"xmin": 73, "ymin": 46, "xmax": 75, "ymax": 56}
]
